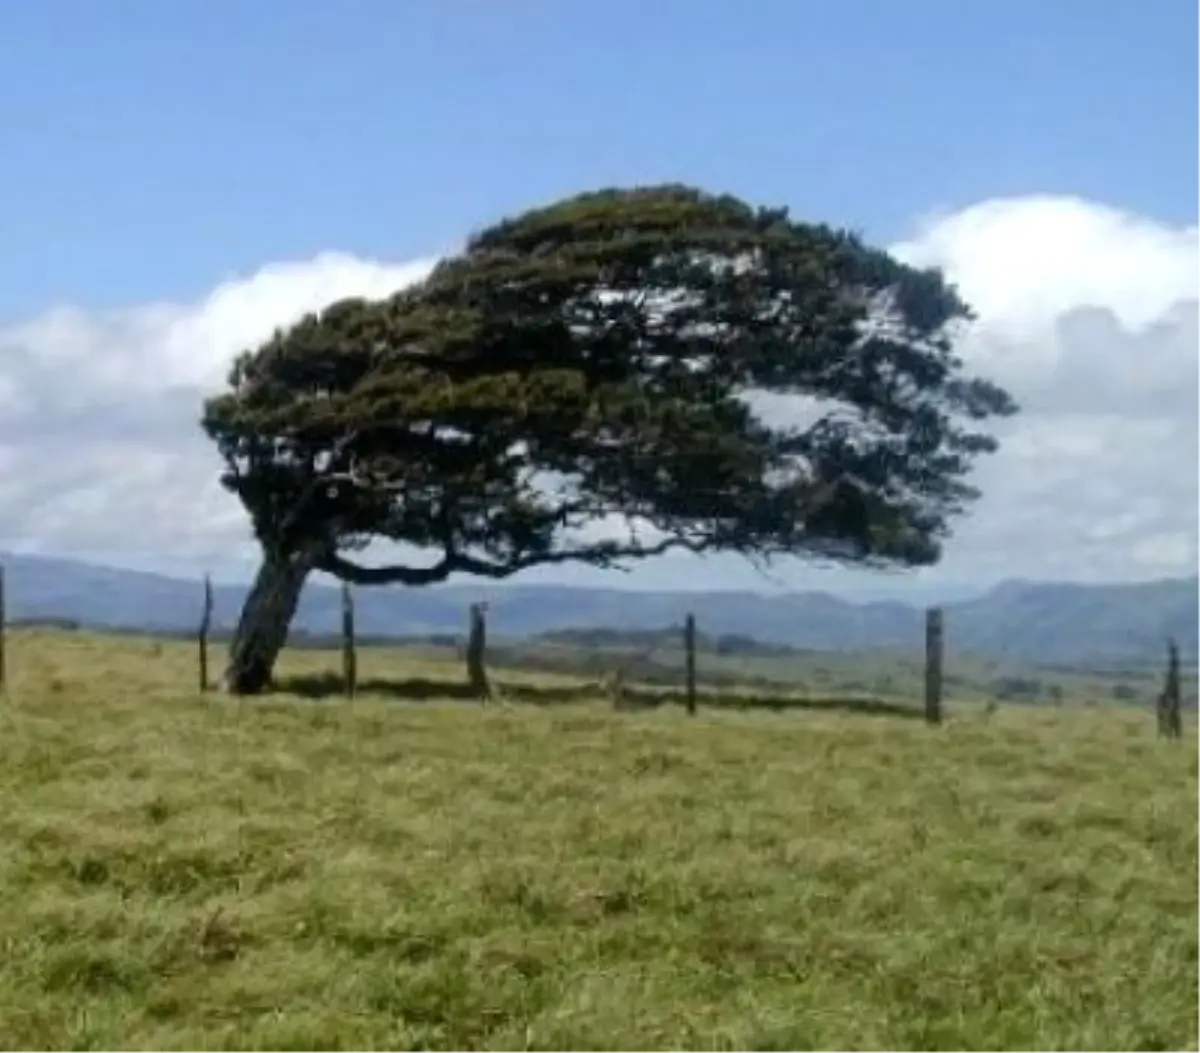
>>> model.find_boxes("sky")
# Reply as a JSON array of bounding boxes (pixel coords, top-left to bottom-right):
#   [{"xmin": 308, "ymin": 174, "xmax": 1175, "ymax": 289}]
[{"xmin": 0, "ymin": 0, "xmax": 1196, "ymax": 599}]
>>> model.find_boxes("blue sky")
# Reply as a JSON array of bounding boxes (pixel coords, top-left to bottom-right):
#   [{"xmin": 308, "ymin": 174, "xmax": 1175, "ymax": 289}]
[
  {"xmin": 0, "ymin": 0, "xmax": 1196, "ymax": 597},
  {"xmin": 1, "ymin": 0, "xmax": 1195, "ymax": 318}
]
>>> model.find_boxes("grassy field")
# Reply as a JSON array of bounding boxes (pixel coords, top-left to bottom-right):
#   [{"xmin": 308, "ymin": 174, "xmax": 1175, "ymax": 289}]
[{"xmin": 0, "ymin": 630, "xmax": 1196, "ymax": 1050}]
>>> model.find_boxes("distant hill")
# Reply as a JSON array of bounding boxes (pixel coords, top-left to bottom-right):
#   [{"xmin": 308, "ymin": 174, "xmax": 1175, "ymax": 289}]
[{"xmin": 1, "ymin": 552, "xmax": 1195, "ymax": 668}]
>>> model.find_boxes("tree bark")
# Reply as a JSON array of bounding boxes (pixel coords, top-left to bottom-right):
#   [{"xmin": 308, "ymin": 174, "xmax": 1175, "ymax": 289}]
[{"xmin": 224, "ymin": 548, "xmax": 315, "ymax": 695}]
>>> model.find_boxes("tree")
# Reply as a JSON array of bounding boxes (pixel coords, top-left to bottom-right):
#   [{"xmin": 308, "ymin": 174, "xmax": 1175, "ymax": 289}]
[{"xmin": 202, "ymin": 184, "xmax": 1016, "ymax": 694}]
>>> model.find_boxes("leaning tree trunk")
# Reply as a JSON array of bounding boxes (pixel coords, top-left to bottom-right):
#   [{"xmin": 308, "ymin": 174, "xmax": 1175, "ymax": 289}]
[{"xmin": 224, "ymin": 548, "xmax": 315, "ymax": 695}]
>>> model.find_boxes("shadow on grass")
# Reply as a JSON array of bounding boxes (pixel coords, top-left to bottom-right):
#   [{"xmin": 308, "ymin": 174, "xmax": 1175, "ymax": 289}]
[{"xmin": 274, "ymin": 672, "xmax": 924, "ymax": 721}]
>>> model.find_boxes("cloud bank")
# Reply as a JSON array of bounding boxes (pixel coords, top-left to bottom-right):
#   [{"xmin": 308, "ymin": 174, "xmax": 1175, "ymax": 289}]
[
  {"xmin": 0, "ymin": 197, "xmax": 1195, "ymax": 591},
  {"xmin": 890, "ymin": 197, "xmax": 1197, "ymax": 586},
  {"xmin": 0, "ymin": 254, "xmax": 438, "ymax": 574}
]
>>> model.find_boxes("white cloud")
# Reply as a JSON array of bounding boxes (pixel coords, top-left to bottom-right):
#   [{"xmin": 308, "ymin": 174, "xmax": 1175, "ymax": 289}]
[
  {"xmin": 0, "ymin": 196, "xmax": 1194, "ymax": 592},
  {"xmin": 0, "ymin": 253, "xmax": 437, "ymax": 575},
  {"xmin": 884, "ymin": 196, "xmax": 1197, "ymax": 588}
]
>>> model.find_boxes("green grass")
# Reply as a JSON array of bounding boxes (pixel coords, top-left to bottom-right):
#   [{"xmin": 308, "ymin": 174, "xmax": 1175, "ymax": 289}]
[{"xmin": 0, "ymin": 631, "xmax": 1196, "ymax": 1050}]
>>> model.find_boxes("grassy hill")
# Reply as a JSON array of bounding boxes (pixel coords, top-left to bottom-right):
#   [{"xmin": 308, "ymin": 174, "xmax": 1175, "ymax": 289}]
[{"xmin": 0, "ymin": 631, "xmax": 1195, "ymax": 1049}]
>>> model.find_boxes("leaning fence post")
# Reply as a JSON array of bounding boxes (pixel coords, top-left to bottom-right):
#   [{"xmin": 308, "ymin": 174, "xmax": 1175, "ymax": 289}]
[
  {"xmin": 198, "ymin": 574, "xmax": 213, "ymax": 693},
  {"xmin": 341, "ymin": 582, "xmax": 357, "ymax": 700},
  {"xmin": 1157, "ymin": 636, "xmax": 1182, "ymax": 739},
  {"xmin": 684, "ymin": 613, "xmax": 697, "ymax": 715},
  {"xmin": 924, "ymin": 607, "xmax": 944, "ymax": 725}
]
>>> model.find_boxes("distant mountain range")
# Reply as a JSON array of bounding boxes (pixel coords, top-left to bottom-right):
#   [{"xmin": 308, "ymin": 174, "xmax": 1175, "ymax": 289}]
[{"xmin": 1, "ymin": 552, "xmax": 1195, "ymax": 669}]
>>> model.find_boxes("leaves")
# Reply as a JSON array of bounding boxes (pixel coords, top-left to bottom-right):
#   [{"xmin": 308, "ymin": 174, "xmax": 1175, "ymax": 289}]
[{"xmin": 201, "ymin": 183, "xmax": 1017, "ymax": 583}]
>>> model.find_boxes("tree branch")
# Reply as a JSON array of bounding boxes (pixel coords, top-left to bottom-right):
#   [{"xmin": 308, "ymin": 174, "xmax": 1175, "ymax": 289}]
[{"xmin": 314, "ymin": 534, "xmax": 714, "ymax": 586}]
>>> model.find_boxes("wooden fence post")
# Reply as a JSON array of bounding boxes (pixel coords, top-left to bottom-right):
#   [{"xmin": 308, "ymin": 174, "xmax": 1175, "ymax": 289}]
[
  {"xmin": 924, "ymin": 607, "xmax": 943, "ymax": 725},
  {"xmin": 684, "ymin": 613, "xmax": 697, "ymax": 715},
  {"xmin": 466, "ymin": 602, "xmax": 491, "ymax": 701},
  {"xmin": 0, "ymin": 563, "xmax": 6, "ymax": 696},
  {"xmin": 198, "ymin": 574, "xmax": 213, "ymax": 693},
  {"xmin": 1157, "ymin": 636, "xmax": 1182, "ymax": 739},
  {"xmin": 341, "ymin": 582, "xmax": 357, "ymax": 700}
]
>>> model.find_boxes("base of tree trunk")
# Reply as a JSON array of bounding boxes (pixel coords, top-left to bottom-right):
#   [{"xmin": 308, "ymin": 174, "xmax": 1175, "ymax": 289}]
[
  {"xmin": 223, "ymin": 657, "xmax": 276, "ymax": 696},
  {"xmin": 223, "ymin": 549, "xmax": 314, "ymax": 696}
]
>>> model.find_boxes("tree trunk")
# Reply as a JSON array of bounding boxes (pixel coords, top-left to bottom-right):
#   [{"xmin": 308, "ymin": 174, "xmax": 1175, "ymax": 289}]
[{"xmin": 224, "ymin": 548, "xmax": 315, "ymax": 695}]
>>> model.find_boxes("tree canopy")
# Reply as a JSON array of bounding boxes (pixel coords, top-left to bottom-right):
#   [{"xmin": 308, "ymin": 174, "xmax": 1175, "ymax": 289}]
[{"xmin": 202, "ymin": 184, "xmax": 1016, "ymax": 590}]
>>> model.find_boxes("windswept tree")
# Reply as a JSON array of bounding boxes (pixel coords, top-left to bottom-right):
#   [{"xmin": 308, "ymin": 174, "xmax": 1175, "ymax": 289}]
[{"xmin": 202, "ymin": 185, "xmax": 1016, "ymax": 694}]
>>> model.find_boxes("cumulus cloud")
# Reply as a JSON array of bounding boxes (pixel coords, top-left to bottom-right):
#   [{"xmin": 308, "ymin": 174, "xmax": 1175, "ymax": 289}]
[
  {"xmin": 0, "ymin": 254, "xmax": 437, "ymax": 574},
  {"xmin": 887, "ymin": 196, "xmax": 1197, "ymax": 587},
  {"xmin": 0, "ymin": 197, "xmax": 1194, "ymax": 590}
]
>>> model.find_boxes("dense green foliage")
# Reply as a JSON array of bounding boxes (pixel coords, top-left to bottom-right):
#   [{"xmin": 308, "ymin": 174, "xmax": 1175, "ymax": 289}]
[{"xmin": 202, "ymin": 185, "xmax": 1015, "ymax": 585}]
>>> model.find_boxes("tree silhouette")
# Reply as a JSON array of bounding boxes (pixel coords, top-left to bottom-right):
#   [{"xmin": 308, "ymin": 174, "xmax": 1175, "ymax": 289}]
[{"xmin": 202, "ymin": 184, "xmax": 1016, "ymax": 693}]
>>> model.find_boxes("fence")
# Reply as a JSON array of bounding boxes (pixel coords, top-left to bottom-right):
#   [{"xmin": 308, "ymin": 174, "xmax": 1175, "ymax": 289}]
[{"xmin": 0, "ymin": 562, "xmax": 1189, "ymax": 736}]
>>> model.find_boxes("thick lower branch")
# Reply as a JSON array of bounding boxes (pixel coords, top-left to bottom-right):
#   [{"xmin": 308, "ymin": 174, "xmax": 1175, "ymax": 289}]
[{"xmin": 315, "ymin": 534, "xmax": 713, "ymax": 586}]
